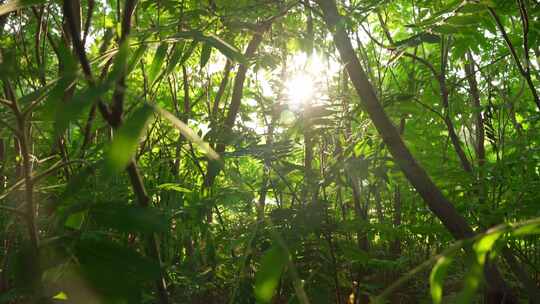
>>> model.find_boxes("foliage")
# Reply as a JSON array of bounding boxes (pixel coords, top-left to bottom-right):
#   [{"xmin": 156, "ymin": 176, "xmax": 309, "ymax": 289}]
[{"xmin": 0, "ymin": 0, "xmax": 539, "ymax": 303}]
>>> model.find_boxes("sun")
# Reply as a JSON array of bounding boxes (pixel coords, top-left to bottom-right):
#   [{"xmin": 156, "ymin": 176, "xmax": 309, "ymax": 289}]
[
  {"xmin": 282, "ymin": 52, "xmax": 338, "ymax": 110},
  {"xmin": 285, "ymin": 73, "xmax": 316, "ymax": 107}
]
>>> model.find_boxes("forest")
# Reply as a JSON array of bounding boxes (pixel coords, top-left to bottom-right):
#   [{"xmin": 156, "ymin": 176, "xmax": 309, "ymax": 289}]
[{"xmin": 0, "ymin": 0, "xmax": 539, "ymax": 303}]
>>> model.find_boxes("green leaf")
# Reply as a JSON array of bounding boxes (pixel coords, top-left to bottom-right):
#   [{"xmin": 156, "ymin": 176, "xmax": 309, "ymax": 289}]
[
  {"xmin": 64, "ymin": 211, "xmax": 86, "ymax": 230},
  {"xmin": 148, "ymin": 42, "xmax": 168, "ymax": 85},
  {"xmin": 453, "ymin": 231, "xmax": 502, "ymax": 302},
  {"xmin": 105, "ymin": 104, "xmax": 154, "ymax": 173},
  {"xmin": 255, "ymin": 244, "xmax": 289, "ymax": 303},
  {"xmin": 52, "ymin": 41, "xmax": 129, "ymax": 139},
  {"xmin": 153, "ymin": 105, "xmax": 219, "ymax": 160},
  {"xmin": 58, "ymin": 164, "xmax": 95, "ymax": 204},
  {"xmin": 460, "ymin": 3, "xmax": 488, "ymax": 13},
  {"xmin": 446, "ymin": 14, "xmax": 481, "ymax": 26},
  {"xmin": 90, "ymin": 204, "xmax": 168, "ymax": 233},
  {"xmin": 179, "ymin": 41, "xmax": 198, "ymax": 66},
  {"xmin": 76, "ymin": 237, "xmax": 161, "ymax": 299},
  {"xmin": 455, "ymin": 257, "xmax": 484, "ymax": 303},
  {"xmin": 42, "ymin": 45, "xmax": 77, "ymax": 120},
  {"xmin": 105, "ymin": 39, "xmax": 130, "ymax": 83},
  {"xmin": 432, "ymin": 24, "xmax": 460, "ymax": 34},
  {"xmin": 0, "ymin": 0, "xmax": 47, "ymax": 16},
  {"xmin": 18, "ymin": 81, "xmax": 55, "ymax": 106},
  {"xmin": 480, "ymin": 0, "xmax": 495, "ymax": 7},
  {"xmin": 394, "ymin": 32, "xmax": 440, "ymax": 48},
  {"xmin": 162, "ymin": 42, "xmax": 186, "ymax": 77},
  {"xmin": 173, "ymin": 31, "xmax": 246, "ymax": 64},
  {"xmin": 54, "ymin": 81, "xmax": 110, "ymax": 139},
  {"xmin": 409, "ymin": 0, "xmax": 462, "ymax": 27},
  {"xmin": 157, "ymin": 183, "xmax": 193, "ymax": 193},
  {"xmin": 200, "ymin": 43, "xmax": 212, "ymax": 69},
  {"xmin": 473, "ymin": 231, "xmax": 502, "ymax": 264},
  {"xmin": 430, "ymin": 255, "xmax": 453, "ymax": 304},
  {"xmin": 342, "ymin": 245, "xmax": 369, "ymax": 265},
  {"xmin": 52, "ymin": 292, "xmax": 68, "ymax": 300},
  {"xmin": 127, "ymin": 43, "xmax": 148, "ymax": 76},
  {"xmin": 513, "ymin": 222, "xmax": 540, "ymax": 236}
]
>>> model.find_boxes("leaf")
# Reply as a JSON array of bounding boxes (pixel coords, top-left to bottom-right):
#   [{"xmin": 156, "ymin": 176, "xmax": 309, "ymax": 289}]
[
  {"xmin": 90, "ymin": 204, "xmax": 168, "ymax": 233},
  {"xmin": 53, "ymin": 41, "xmax": 129, "ymax": 139},
  {"xmin": 105, "ymin": 39, "xmax": 130, "ymax": 83},
  {"xmin": 75, "ymin": 237, "xmax": 161, "ymax": 299},
  {"xmin": 162, "ymin": 42, "xmax": 186, "ymax": 77},
  {"xmin": 0, "ymin": 0, "xmax": 46, "ymax": 16},
  {"xmin": 432, "ymin": 24, "xmax": 461, "ymax": 34},
  {"xmin": 409, "ymin": 0, "xmax": 462, "ymax": 27},
  {"xmin": 342, "ymin": 245, "xmax": 369, "ymax": 265},
  {"xmin": 513, "ymin": 222, "xmax": 540, "ymax": 236},
  {"xmin": 173, "ymin": 31, "xmax": 246, "ymax": 64},
  {"xmin": 157, "ymin": 183, "xmax": 193, "ymax": 193},
  {"xmin": 430, "ymin": 255, "xmax": 453, "ymax": 304},
  {"xmin": 106, "ymin": 104, "xmax": 154, "ymax": 173},
  {"xmin": 42, "ymin": 45, "xmax": 77, "ymax": 119},
  {"xmin": 148, "ymin": 42, "xmax": 168, "ymax": 85},
  {"xmin": 178, "ymin": 40, "xmax": 198, "ymax": 66},
  {"xmin": 64, "ymin": 211, "xmax": 86, "ymax": 230},
  {"xmin": 255, "ymin": 244, "xmax": 289, "ymax": 303},
  {"xmin": 394, "ymin": 32, "xmax": 440, "ymax": 48},
  {"xmin": 54, "ymin": 81, "xmax": 110, "ymax": 139},
  {"xmin": 454, "ymin": 256, "xmax": 484, "ymax": 303},
  {"xmin": 200, "ymin": 43, "xmax": 212, "ymax": 69},
  {"xmin": 52, "ymin": 292, "xmax": 68, "ymax": 300},
  {"xmin": 58, "ymin": 164, "xmax": 95, "ymax": 204},
  {"xmin": 127, "ymin": 43, "xmax": 148, "ymax": 76},
  {"xmin": 473, "ymin": 231, "xmax": 502, "ymax": 264},
  {"xmin": 480, "ymin": 0, "xmax": 496, "ymax": 8},
  {"xmin": 453, "ymin": 231, "xmax": 502, "ymax": 302},
  {"xmin": 446, "ymin": 14, "xmax": 481, "ymax": 26},
  {"xmin": 460, "ymin": 3, "xmax": 488, "ymax": 13},
  {"xmin": 153, "ymin": 105, "xmax": 219, "ymax": 160}
]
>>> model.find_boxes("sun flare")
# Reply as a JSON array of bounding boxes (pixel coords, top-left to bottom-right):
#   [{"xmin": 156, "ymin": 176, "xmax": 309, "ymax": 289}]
[
  {"xmin": 282, "ymin": 52, "xmax": 338, "ymax": 109},
  {"xmin": 285, "ymin": 73, "xmax": 315, "ymax": 106}
]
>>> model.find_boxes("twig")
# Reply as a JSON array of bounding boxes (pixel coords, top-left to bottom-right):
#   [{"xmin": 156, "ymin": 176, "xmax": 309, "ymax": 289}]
[{"xmin": 488, "ymin": 7, "xmax": 540, "ymax": 109}]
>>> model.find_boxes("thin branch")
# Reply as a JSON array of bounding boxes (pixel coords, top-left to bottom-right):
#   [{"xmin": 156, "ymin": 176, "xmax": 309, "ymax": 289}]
[
  {"xmin": 359, "ymin": 22, "xmax": 439, "ymax": 77},
  {"xmin": 517, "ymin": 0, "xmax": 530, "ymax": 73},
  {"xmin": 488, "ymin": 7, "xmax": 540, "ymax": 109},
  {"xmin": 0, "ymin": 97, "xmax": 13, "ymax": 107}
]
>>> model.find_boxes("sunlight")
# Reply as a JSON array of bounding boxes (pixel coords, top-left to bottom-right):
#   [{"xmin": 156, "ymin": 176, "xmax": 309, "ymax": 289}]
[
  {"xmin": 283, "ymin": 52, "xmax": 331, "ymax": 109},
  {"xmin": 255, "ymin": 51, "xmax": 340, "ymax": 112},
  {"xmin": 285, "ymin": 73, "xmax": 315, "ymax": 106}
]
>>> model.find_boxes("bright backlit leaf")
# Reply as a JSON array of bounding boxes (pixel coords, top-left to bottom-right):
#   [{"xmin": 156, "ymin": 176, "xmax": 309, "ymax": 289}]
[
  {"xmin": 148, "ymin": 42, "xmax": 169, "ymax": 85},
  {"xmin": 255, "ymin": 244, "xmax": 289, "ymax": 303},
  {"xmin": 430, "ymin": 255, "xmax": 454, "ymax": 304},
  {"xmin": 106, "ymin": 104, "xmax": 154, "ymax": 172}
]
